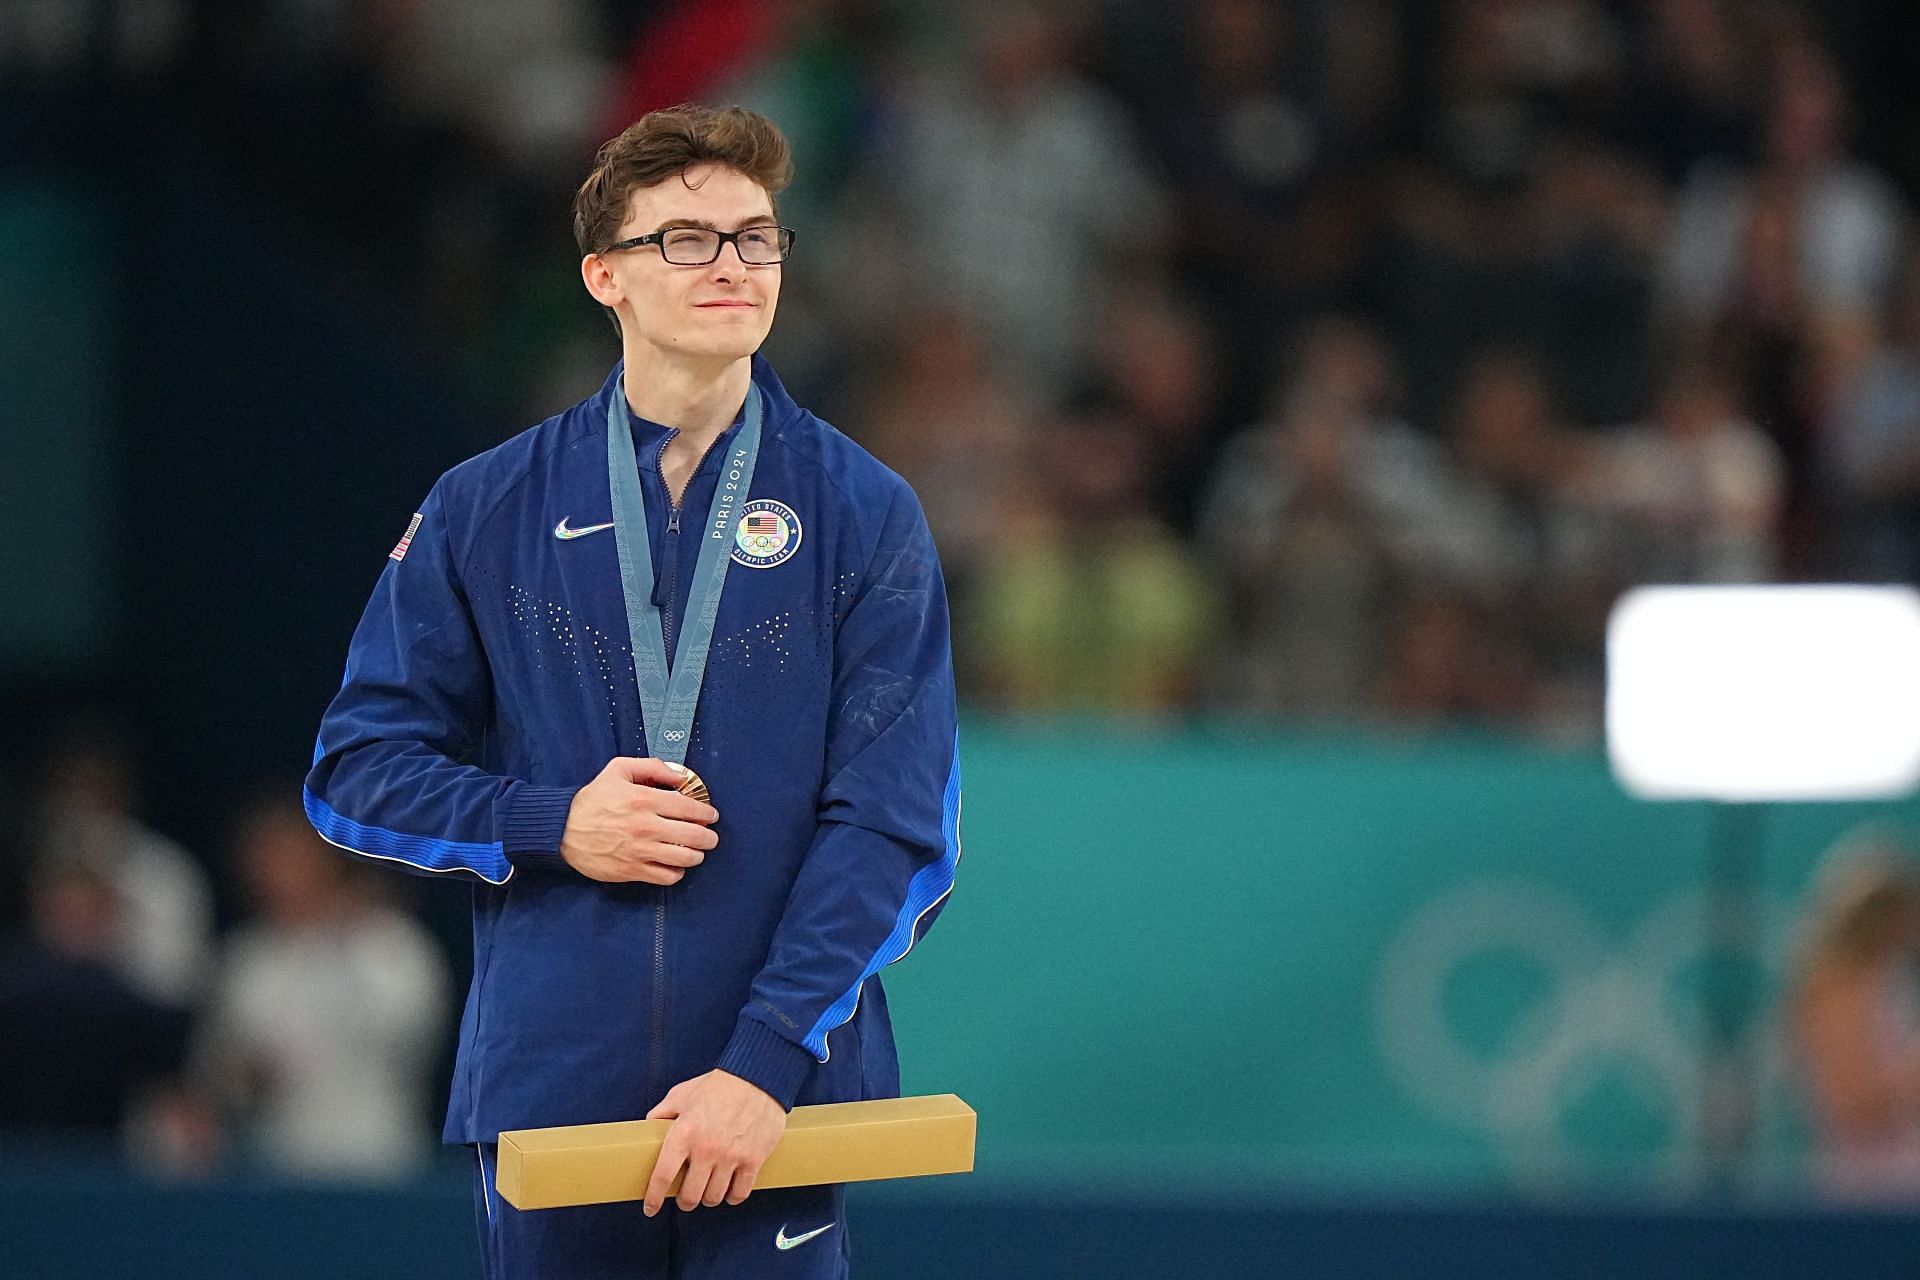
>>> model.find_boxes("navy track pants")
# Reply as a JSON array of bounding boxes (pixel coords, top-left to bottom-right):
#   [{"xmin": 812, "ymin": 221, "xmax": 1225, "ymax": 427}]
[{"xmin": 473, "ymin": 1143, "xmax": 851, "ymax": 1279}]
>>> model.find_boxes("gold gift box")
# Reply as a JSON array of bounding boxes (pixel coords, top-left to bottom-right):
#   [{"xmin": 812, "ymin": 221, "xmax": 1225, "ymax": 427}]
[{"xmin": 495, "ymin": 1093, "xmax": 976, "ymax": 1211}]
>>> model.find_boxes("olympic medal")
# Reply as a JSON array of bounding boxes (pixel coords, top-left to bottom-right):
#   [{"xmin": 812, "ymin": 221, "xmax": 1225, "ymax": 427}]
[{"xmin": 675, "ymin": 764, "xmax": 711, "ymax": 806}]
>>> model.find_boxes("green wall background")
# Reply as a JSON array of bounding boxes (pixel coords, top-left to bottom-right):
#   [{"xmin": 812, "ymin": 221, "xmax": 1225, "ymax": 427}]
[
  {"xmin": 885, "ymin": 724, "xmax": 1920, "ymax": 1195},
  {"xmin": 0, "ymin": 180, "xmax": 113, "ymax": 676}
]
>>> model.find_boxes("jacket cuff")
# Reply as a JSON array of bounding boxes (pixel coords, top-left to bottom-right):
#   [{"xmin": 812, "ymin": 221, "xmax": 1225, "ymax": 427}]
[
  {"xmin": 503, "ymin": 784, "xmax": 580, "ymax": 872},
  {"xmin": 714, "ymin": 1013, "xmax": 817, "ymax": 1111}
]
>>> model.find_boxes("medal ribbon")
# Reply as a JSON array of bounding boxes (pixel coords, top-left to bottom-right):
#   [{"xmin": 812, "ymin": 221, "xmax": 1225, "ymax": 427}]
[{"xmin": 606, "ymin": 378, "xmax": 763, "ymax": 765}]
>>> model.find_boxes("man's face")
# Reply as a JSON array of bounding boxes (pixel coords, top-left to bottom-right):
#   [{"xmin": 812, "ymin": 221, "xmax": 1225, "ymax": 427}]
[{"xmin": 596, "ymin": 163, "xmax": 781, "ymax": 363}]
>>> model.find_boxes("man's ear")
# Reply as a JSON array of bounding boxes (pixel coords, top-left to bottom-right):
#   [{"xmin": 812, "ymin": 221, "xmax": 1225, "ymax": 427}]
[{"xmin": 581, "ymin": 253, "xmax": 622, "ymax": 309}]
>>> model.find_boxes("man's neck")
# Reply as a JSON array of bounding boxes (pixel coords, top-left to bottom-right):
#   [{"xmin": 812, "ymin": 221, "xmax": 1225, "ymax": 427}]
[{"xmin": 622, "ymin": 341, "xmax": 752, "ymax": 458}]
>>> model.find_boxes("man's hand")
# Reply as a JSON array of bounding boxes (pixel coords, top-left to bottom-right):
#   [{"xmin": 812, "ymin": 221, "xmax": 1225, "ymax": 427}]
[
  {"xmin": 560, "ymin": 757, "xmax": 719, "ymax": 884},
  {"xmin": 642, "ymin": 1070, "xmax": 787, "ymax": 1215}
]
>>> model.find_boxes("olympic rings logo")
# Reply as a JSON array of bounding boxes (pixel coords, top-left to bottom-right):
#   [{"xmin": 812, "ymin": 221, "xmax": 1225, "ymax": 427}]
[
  {"xmin": 731, "ymin": 500, "xmax": 802, "ymax": 569},
  {"xmin": 1372, "ymin": 879, "xmax": 1793, "ymax": 1185}
]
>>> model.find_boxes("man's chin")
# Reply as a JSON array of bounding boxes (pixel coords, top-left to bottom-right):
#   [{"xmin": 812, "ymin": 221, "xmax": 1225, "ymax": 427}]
[
  {"xmin": 649, "ymin": 328, "xmax": 771, "ymax": 363},
  {"xmin": 693, "ymin": 335, "xmax": 770, "ymax": 362}
]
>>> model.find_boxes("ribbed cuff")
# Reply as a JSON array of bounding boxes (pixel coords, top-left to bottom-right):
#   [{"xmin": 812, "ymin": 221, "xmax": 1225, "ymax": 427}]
[
  {"xmin": 714, "ymin": 1013, "xmax": 816, "ymax": 1111},
  {"xmin": 503, "ymin": 784, "xmax": 581, "ymax": 872}
]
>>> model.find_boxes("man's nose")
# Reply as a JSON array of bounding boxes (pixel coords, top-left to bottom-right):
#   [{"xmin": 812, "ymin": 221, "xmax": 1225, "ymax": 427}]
[{"xmin": 711, "ymin": 240, "xmax": 754, "ymax": 272}]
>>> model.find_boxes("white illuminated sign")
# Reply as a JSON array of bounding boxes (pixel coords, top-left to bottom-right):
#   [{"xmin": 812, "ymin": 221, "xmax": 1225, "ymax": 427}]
[{"xmin": 1606, "ymin": 586, "xmax": 1920, "ymax": 802}]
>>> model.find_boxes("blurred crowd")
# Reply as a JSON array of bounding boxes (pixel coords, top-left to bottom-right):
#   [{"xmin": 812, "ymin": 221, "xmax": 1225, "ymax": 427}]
[
  {"xmin": 15, "ymin": 0, "xmax": 1920, "ymax": 738},
  {"xmin": 15, "ymin": 714, "xmax": 1920, "ymax": 1197},
  {"xmin": 0, "ymin": 721, "xmax": 450, "ymax": 1179},
  {"xmin": 12, "ymin": 0, "xmax": 1920, "ymax": 1188}
]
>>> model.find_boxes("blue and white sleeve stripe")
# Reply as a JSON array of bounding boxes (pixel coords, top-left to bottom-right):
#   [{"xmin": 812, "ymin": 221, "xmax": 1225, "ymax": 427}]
[
  {"xmin": 302, "ymin": 785, "xmax": 515, "ymax": 885},
  {"xmin": 805, "ymin": 733, "xmax": 963, "ymax": 1060}
]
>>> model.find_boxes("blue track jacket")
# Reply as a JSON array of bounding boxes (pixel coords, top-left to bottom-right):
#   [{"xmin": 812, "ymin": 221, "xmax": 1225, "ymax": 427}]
[{"xmin": 304, "ymin": 356, "xmax": 961, "ymax": 1144}]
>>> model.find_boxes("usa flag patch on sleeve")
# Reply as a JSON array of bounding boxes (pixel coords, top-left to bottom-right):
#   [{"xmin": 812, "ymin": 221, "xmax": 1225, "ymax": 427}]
[{"xmin": 390, "ymin": 512, "xmax": 424, "ymax": 562}]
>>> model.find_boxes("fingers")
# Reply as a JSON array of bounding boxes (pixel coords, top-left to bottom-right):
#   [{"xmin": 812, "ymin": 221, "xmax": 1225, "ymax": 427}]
[
  {"xmin": 612, "ymin": 756, "xmax": 687, "ymax": 789},
  {"xmin": 652, "ymin": 794, "xmax": 720, "ymax": 826},
  {"xmin": 646, "ymin": 1159, "xmax": 734, "ymax": 1214},
  {"xmin": 610, "ymin": 760, "xmax": 719, "ymax": 826},
  {"xmin": 642, "ymin": 843, "xmax": 706, "ymax": 870},
  {"xmin": 582, "ymin": 855, "xmax": 703, "ymax": 887},
  {"xmin": 678, "ymin": 1152, "xmax": 720, "ymax": 1213},
  {"xmin": 580, "ymin": 861, "xmax": 683, "ymax": 887},
  {"xmin": 725, "ymin": 1166, "xmax": 757, "ymax": 1206},
  {"xmin": 643, "ymin": 1132, "xmax": 688, "ymax": 1217},
  {"xmin": 629, "ymin": 787, "xmax": 716, "ymax": 824},
  {"xmin": 650, "ymin": 819, "xmax": 718, "ymax": 852}
]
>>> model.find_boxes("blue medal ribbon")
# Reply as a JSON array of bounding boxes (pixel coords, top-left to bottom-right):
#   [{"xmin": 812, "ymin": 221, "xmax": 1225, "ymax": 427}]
[{"xmin": 606, "ymin": 379, "xmax": 763, "ymax": 765}]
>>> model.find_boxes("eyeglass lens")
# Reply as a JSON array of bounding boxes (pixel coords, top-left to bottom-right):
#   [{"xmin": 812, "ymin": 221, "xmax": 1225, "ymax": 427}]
[{"xmin": 660, "ymin": 227, "xmax": 790, "ymax": 265}]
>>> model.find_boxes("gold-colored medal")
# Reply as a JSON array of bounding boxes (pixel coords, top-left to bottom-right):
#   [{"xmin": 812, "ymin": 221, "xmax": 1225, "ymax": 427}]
[{"xmin": 675, "ymin": 765, "xmax": 711, "ymax": 806}]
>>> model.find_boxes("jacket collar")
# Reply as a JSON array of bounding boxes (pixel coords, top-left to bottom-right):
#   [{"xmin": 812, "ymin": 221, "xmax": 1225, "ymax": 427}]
[{"xmin": 594, "ymin": 352, "xmax": 798, "ymax": 439}]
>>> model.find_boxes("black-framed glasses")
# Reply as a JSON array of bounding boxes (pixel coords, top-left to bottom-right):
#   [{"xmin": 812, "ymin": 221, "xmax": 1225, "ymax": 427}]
[{"xmin": 599, "ymin": 224, "xmax": 796, "ymax": 266}]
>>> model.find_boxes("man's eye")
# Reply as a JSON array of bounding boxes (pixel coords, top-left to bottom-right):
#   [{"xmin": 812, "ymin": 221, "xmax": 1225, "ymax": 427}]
[{"xmin": 664, "ymin": 230, "xmax": 710, "ymax": 248}]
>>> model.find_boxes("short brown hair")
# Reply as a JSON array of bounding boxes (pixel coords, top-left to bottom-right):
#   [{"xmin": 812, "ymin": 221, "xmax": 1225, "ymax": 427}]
[{"xmin": 573, "ymin": 103, "xmax": 794, "ymax": 258}]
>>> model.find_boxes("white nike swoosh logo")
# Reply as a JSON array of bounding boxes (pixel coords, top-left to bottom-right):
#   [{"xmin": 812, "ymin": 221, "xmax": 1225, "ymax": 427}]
[
  {"xmin": 553, "ymin": 518, "xmax": 615, "ymax": 540},
  {"xmin": 774, "ymin": 1222, "xmax": 837, "ymax": 1251}
]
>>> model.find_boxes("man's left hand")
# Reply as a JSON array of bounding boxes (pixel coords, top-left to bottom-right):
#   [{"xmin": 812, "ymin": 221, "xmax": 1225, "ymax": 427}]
[{"xmin": 643, "ymin": 1069, "xmax": 787, "ymax": 1214}]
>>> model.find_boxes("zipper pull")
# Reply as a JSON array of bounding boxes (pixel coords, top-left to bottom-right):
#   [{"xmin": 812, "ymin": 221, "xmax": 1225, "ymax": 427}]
[{"xmin": 667, "ymin": 507, "xmax": 680, "ymax": 535}]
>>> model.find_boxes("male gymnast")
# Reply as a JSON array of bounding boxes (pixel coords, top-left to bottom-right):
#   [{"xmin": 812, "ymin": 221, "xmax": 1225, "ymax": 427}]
[{"xmin": 305, "ymin": 102, "xmax": 962, "ymax": 1279}]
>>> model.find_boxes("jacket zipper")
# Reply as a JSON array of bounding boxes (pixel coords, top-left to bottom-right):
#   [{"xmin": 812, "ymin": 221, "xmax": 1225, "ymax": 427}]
[
  {"xmin": 648, "ymin": 425, "xmax": 723, "ymax": 1105},
  {"xmin": 655, "ymin": 425, "xmax": 731, "ymax": 663},
  {"xmin": 657, "ymin": 432, "xmax": 683, "ymax": 654}
]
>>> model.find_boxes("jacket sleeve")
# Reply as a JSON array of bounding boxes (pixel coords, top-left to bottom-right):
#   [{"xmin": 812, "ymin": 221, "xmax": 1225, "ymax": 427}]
[
  {"xmin": 712, "ymin": 480, "xmax": 963, "ymax": 1107},
  {"xmin": 303, "ymin": 479, "xmax": 581, "ymax": 882}
]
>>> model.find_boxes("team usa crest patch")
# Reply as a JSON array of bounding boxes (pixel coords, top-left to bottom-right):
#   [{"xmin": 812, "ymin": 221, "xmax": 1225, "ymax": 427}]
[
  {"xmin": 731, "ymin": 499, "xmax": 801, "ymax": 569},
  {"xmin": 389, "ymin": 511, "xmax": 423, "ymax": 562}
]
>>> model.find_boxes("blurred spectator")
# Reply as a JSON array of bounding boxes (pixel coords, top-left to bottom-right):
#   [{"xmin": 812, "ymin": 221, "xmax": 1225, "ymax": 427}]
[
  {"xmin": 1133, "ymin": 0, "xmax": 1330, "ymax": 220},
  {"xmin": 1375, "ymin": 586, "xmax": 1539, "ymax": 728},
  {"xmin": 1200, "ymin": 388, "xmax": 1394, "ymax": 721},
  {"xmin": 884, "ymin": 1, "xmax": 1170, "ymax": 400},
  {"xmin": 1317, "ymin": 0, "xmax": 1405, "ymax": 150},
  {"xmin": 1379, "ymin": 130, "xmax": 1663, "ymax": 429},
  {"xmin": 846, "ymin": 306, "xmax": 1036, "ymax": 602},
  {"xmin": 1573, "ymin": 361, "xmax": 1784, "ymax": 583},
  {"xmin": 967, "ymin": 413, "xmax": 1215, "ymax": 717},
  {"xmin": 1660, "ymin": 32, "xmax": 1902, "ymax": 336},
  {"xmin": 0, "ymin": 857, "xmax": 190, "ymax": 1139},
  {"xmin": 1788, "ymin": 829, "xmax": 1920, "ymax": 1203},
  {"xmin": 0, "ymin": 0, "xmax": 183, "ymax": 81},
  {"xmin": 191, "ymin": 793, "xmax": 449, "ymax": 1179},
  {"xmin": 1420, "ymin": 0, "xmax": 1623, "ymax": 189},
  {"xmin": 387, "ymin": 0, "xmax": 610, "ymax": 177},
  {"xmin": 1659, "ymin": 27, "xmax": 1905, "ymax": 557},
  {"xmin": 1524, "ymin": 134, "xmax": 1667, "ymax": 425},
  {"xmin": 1104, "ymin": 0, "xmax": 1340, "ymax": 383},
  {"xmin": 1375, "ymin": 158, "xmax": 1526, "ymax": 431},
  {"xmin": 603, "ymin": 0, "xmax": 784, "ymax": 128},
  {"xmin": 1394, "ymin": 349, "xmax": 1602, "ymax": 728},
  {"xmin": 1622, "ymin": 0, "xmax": 1759, "ymax": 184},
  {"xmin": 31, "ymin": 717, "xmax": 212, "ymax": 1008},
  {"xmin": 1422, "ymin": 348, "xmax": 1596, "ymax": 597},
  {"xmin": 1827, "ymin": 252, "xmax": 1920, "ymax": 582},
  {"xmin": 1197, "ymin": 318, "xmax": 1455, "ymax": 719},
  {"xmin": 1080, "ymin": 289, "xmax": 1225, "ymax": 531}
]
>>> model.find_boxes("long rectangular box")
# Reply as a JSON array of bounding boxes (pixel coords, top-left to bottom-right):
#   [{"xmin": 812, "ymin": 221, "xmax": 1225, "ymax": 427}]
[{"xmin": 496, "ymin": 1093, "xmax": 976, "ymax": 1210}]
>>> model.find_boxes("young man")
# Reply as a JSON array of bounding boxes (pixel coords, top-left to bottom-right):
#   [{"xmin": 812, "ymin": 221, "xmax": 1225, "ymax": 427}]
[{"xmin": 303, "ymin": 104, "xmax": 962, "ymax": 1279}]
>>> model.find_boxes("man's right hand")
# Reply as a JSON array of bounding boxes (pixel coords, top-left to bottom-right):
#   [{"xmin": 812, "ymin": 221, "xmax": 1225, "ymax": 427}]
[{"xmin": 560, "ymin": 758, "xmax": 719, "ymax": 885}]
